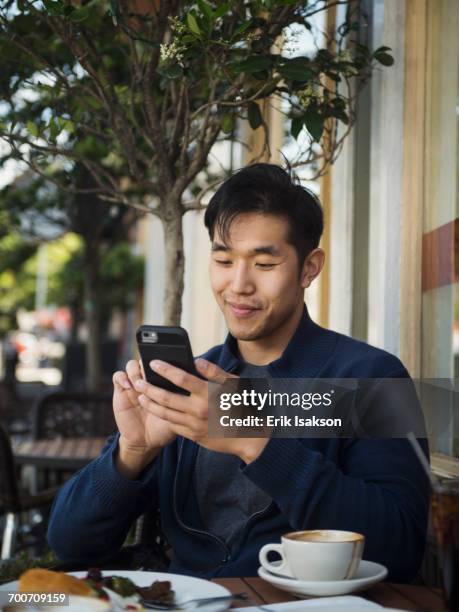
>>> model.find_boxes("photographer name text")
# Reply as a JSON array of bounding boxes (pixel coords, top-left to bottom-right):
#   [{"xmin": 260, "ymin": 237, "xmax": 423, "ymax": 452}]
[{"xmin": 220, "ymin": 414, "xmax": 342, "ymax": 428}]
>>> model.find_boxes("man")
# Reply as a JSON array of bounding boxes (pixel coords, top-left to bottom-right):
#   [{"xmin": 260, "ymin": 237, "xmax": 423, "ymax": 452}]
[{"xmin": 48, "ymin": 163, "xmax": 429, "ymax": 581}]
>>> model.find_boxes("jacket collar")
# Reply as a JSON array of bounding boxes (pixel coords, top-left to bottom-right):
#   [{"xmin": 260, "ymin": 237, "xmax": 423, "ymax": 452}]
[{"xmin": 217, "ymin": 304, "xmax": 338, "ymax": 378}]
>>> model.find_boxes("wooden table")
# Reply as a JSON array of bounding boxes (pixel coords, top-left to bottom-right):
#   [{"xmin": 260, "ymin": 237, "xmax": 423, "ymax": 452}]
[
  {"xmin": 213, "ymin": 577, "xmax": 447, "ymax": 611},
  {"xmin": 13, "ymin": 437, "xmax": 106, "ymax": 470}
]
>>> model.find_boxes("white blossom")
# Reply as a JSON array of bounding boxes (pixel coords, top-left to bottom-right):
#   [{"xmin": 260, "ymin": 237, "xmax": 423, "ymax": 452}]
[{"xmin": 160, "ymin": 40, "xmax": 185, "ymax": 67}]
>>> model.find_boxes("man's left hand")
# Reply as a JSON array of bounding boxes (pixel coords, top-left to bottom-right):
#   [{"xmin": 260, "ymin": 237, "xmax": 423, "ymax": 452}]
[{"xmin": 133, "ymin": 358, "xmax": 269, "ymax": 464}]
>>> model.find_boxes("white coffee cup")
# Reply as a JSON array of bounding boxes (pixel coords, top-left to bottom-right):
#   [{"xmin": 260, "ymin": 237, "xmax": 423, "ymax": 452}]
[{"xmin": 259, "ymin": 529, "xmax": 364, "ymax": 582}]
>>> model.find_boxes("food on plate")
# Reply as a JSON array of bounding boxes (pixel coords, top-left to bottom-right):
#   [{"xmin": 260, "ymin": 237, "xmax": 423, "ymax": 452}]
[
  {"xmin": 17, "ymin": 567, "xmax": 176, "ymax": 609},
  {"xmin": 19, "ymin": 568, "xmax": 94, "ymax": 597},
  {"xmin": 85, "ymin": 568, "xmax": 174, "ymax": 602},
  {"xmin": 137, "ymin": 579, "xmax": 173, "ymax": 603}
]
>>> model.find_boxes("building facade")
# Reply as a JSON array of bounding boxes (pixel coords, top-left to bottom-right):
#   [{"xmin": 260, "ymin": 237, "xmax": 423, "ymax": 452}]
[{"xmin": 140, "ymin": 0, "xmax": 458, "ymax": 469}]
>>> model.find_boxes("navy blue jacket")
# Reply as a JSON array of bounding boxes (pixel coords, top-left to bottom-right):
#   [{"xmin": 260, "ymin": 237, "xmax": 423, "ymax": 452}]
[{"xmin": 47, "ymin": 309, "xmax": 429, "ymax": 581}]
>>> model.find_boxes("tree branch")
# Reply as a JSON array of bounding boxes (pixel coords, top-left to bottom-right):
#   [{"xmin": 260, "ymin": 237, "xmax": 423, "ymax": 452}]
[
  {"xmin": 169, "ymin": 79, "xmax": 188, "ymax": 161},
  {"xmin": 141, "ymin": 3, "xmax": 177, "ymax": 189}
]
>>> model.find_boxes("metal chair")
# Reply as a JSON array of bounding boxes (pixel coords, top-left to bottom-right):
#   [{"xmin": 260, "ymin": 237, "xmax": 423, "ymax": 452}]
[
  {"xmin": 31, "ymin": 394, "xmax": 169, "ymax": 570},
  {"xmin": 0, "ymin": 422, "xmax": 58, "ymax": 559},
  {"xmin": 0, "ymin": 380, "xmax": 31, "ymax": 437},
  {"xmin": 30, "ymin": 392, "xmax": 117, "ymax": 490},
  {"xmin": 131, "ymin": 503, "xmax": 171, "ymax": 570},
  {"xmin": 51, "ymin": 504, "xmax": 171, "ymax": 573},
  {"xmin": 0, "ymin": 381, "xmax": 15, "ymax": 421},
  {"xmin": 33, "ymin": 393, "xmax": 117, "ymax": 440}
]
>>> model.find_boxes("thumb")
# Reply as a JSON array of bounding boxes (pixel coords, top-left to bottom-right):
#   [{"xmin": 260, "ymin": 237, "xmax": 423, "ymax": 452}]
[{"xmin": 195, "ymin": 358, "xmax": 238, "ymax": 383}]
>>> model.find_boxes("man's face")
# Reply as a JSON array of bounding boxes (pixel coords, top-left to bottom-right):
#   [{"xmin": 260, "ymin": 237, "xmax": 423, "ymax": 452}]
[{"xmin": 210, "ymin": 212, "xmax": 305, "ymax": 341}]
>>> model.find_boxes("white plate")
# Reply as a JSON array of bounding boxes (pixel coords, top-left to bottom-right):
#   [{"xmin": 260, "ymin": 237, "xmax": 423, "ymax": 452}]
[
  {"xmin": 0, "ymin": 570, "xmax": 232, "ymax": 612},
  {"xmin": 258, "ymin": 560, "xmax": 388, "ymax": 597}
]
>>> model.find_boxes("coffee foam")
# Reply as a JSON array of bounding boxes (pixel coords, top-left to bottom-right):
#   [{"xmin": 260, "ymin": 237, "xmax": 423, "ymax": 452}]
[{"xmin": 285, "ymin": 530, "xmax": 364, "ymax": 543}]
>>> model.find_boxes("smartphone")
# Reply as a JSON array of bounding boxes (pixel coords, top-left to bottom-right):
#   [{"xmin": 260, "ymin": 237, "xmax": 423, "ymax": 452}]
[{"xmin": 136, "ymin": 325, "xmax": 198, "ymax": 395}]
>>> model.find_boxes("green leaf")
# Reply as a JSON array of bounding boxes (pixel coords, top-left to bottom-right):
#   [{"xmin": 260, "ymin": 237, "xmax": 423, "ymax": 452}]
[
  {"xmin": 316, "ymin": 49, "xmax": 334, "ymax": 63},
  {"xmin": 290, "ymin": 116, "xmax": 304, "ymax": 140},
  {"xmin": 233, "ymin": 55, "xmax": 271, "ymax": 74},
  {"xmin": 221, "ymin": 114, "xmax": 234, "ymax": 134},
  {"xmin": 247, "ymin": 102, "xmax": 262, "ymax": 129},
  {"xmin": 374, "ymin": 45, "xmax": 392, "ymax": 54},
  {"xmin": 63, "ymin": 5, "xmax": 75, "ymax": 16},
  {"xmin": 304, "ymin": 111, "xmax": 324, "ymax": 142},
  {"xmin": 336, "ymin": 110, "xmax": 349, "ymax": 125},
  {"xmin": 157, "ymin": 63, "xmax": 183, "ymax": 79},
  {"xmin": 186, "ymin": 13, "xmax": 201, "ymax": 37},
  {"xmin": 325, "ymin": 106, "xmax": 348, "ymax": 124},
  {"xmin": 197, "ymin": 0, "xmax": 214, "ymax": 20},
  {"xmin": 324, "ymin": 71, "xmax": 341, "ymax": 83},
  {"xmin": 374, "ymin": 51, "xmax": 394, "ymax": 66},
  {"xmin": 254, "ymin": 79, "xmax": 279, "ymax": 99},
  {"xmin": 48, "ymin": 119, "xmax": 59, "ymax": 142},
  {"xmin": 108, "ymin": 0, "xmax": 118, "ymax": 24},
  {"xmin": 26, "ymin": 121, "xmax": 39, "ymax": 138},
  {"xmin": 355, "ymin": 43, "xmax": 371, "ymax": 59},
  {"xmin": 277, "ymin": 57, "xmax": 313, "ymax": 81},
  {"xmin": 214, "ymin": 2, "xmax": 231, "ymax": 18},
  {"xmin": 86, "ymin": 97, "xmax": 103, "ymax": 111},
  {"xmin": 69, "ymin": 6, "xmax": 91, "ymax": 22},
  {"xmin": 62, "ymin": 120, "xmax": 75, "ymax": 134},
  {"xmin": 43, "ymin": 0, "xmax": 64, "ymax": 17},
  {"xmin": 233, "ymin": 21, "xmax": 252, "ymax": 37},
  {"xmin": 331, "ymin": 96, "xmax": 346, "ymax": 109}
]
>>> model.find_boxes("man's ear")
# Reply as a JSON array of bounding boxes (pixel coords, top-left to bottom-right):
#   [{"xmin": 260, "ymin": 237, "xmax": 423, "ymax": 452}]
[{"xmin": 300, "ymin": 248, "xmax": 325, "ymax": 289}]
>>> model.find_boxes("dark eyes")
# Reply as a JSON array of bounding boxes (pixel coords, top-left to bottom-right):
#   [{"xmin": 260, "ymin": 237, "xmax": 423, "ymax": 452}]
[{"xmin": 214, "ymin": 260, "xmax": 276, "ymax": 269}]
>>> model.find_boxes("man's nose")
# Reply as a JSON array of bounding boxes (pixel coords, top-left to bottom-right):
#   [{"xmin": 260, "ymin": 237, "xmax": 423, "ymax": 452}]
[{"xmin": 230, "ymin": 262, "xmax": 255, "ymax": 294}]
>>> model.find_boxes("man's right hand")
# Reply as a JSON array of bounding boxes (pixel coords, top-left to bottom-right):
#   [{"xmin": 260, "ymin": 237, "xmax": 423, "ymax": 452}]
[{"xmin": 112, "ymin": 359, "xmax": 176, "ymax": 478}]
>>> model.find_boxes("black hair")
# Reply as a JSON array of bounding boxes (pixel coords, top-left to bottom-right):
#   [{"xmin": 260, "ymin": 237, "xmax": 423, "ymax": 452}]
[{"xmin": 204, "ymin": 163, "xmax": 324, "ymax": 266}]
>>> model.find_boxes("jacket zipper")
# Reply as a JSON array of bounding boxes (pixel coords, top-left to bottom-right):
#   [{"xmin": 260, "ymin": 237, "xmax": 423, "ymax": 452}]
[
  {"xmin": 172, "ymin": 360, "xmax": 271, "ymax": 563},
  {"xmin": 246, "ymin": 500, "xmax": 273, "ymax": 527},
  {"xmin": 240, "ymin": 364, "xmax": 275, "ymax": 533},
  {"xmin": 234, "ymin": 490, "xmax": 274, "ymax": 551},
  {"xmin": 230, "ymin": 362, "xmax": 274, "ymax": 547},
  {"xmin": 173, "ymin": 437, "xmax": 231, "ymax": 562}
]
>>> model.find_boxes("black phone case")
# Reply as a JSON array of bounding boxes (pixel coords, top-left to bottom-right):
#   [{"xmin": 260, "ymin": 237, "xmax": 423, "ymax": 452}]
[{"xmin": 136, "ymin": 325, "xmax": 197, "ymax": 395}]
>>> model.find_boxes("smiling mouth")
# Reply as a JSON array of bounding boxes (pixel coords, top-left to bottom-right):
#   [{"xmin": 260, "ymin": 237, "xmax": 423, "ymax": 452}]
[{"xmin": 226, "ymin": 302, "xmax": 260, "ymax": 317}]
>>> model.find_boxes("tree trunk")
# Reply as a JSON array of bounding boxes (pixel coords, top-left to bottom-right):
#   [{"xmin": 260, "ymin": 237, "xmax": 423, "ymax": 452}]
[
  {"xmin": 161, "ymin": 212, "xmax": 185, "ymax": 326},
  {"xmin": 83, "ymin": 241, "xmax": 102, "ymax": 391},
  {"xmin": 69, "ymin": 301, "xmax": 80, "ymax": 343}
]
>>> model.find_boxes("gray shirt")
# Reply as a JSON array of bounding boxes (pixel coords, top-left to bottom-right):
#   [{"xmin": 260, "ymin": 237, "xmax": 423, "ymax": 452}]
[{"xmin": 193, "ymin": 362, "xmax": 272, "ymax": 551}]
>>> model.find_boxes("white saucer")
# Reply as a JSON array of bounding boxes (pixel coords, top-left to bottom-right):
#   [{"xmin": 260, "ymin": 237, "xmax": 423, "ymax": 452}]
[
  {"xmin": 262, "ymin": 560, "xmax": 295, "ymax": 578},
  {"xmin": 258, "ymin": 560, "xmax": 388, "ymax": 597}
]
